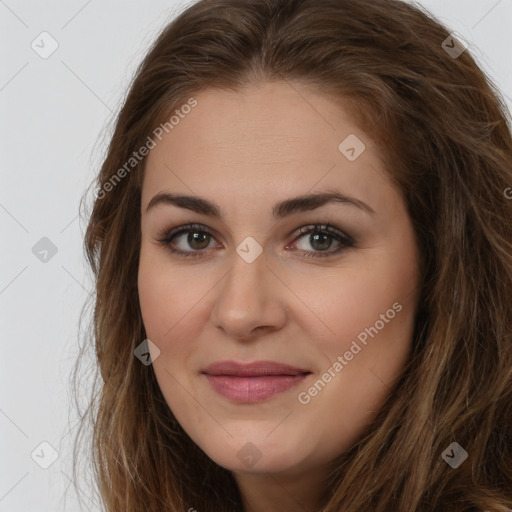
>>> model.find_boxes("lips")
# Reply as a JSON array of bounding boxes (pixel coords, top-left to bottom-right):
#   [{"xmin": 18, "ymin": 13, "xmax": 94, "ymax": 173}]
[
  {"xmin": 203, "ymin": 360, "xmax": 310, "ymax": 377},
  {"xmin": 202, "ymin": 360, "xmax": 311, "ymax": 402}
]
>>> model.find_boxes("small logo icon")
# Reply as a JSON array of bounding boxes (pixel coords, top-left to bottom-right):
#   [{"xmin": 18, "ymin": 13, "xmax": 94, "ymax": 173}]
[
  {"xmin": 31, "ymin": 31, "xmax": 59, "ymax": 59},
  {"xmin": 338, "ymin": 134, "xmax": 366, "ymax": 161},
  {"xmin": 237, "ymin": 442, "xmax": 262, "ymax": 468},
  {"xmin": 32, "ymin": 237, "xmax": 58, "ymax": 263},
  {"xmin": 31, "ymin": 441, "xmax": 59, "ymax": 469},
  {"xmin": 441, "ymin": 32, "xmax": 468, "ymax": 59},
  {"xmin": 134, "ymin": 339, "xmax": 161, "ymax": 365},
  {"xmin": 441, "ymin": 442, "xmax": 468, "ymax": 468},
  {"xmin": 236, "ymin": 237, "xmax": 263, "ymax": 264}
]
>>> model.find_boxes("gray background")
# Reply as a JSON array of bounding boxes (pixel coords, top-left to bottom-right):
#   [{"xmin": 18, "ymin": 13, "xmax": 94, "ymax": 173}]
[{"xmin": 1, "ymin": 1, "xmax": 511, "ymax": 510}]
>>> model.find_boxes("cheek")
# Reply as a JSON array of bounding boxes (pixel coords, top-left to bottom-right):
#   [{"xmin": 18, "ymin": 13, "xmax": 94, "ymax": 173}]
[
  {"xmin": 138, "ymin": 258, "xmax": 212, "ymax": 442},
  {"xmin": 312, "ymin": 264, "xmax": 414, "ymax": 347},
  {"xmin": 306, "ymin": 247, "xmax": 418, "ymax": 391},
  {"xmin": 138, "ymin": 253, "xmax": 203, "ymax": 349},
  {"xmin": 296, "ymin": 279, "xmax": 416, "ymax": 456}
]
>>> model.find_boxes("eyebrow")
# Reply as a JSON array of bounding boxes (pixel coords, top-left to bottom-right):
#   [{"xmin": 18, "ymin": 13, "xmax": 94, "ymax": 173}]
[{"xmin": 145, "ymin": 190, "xmax": 375, "ymax": 218}]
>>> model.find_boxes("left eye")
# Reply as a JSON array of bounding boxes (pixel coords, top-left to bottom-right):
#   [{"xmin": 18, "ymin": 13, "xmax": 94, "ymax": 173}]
[{"xmin": 156, "ymin": 223, "xmax": 354, "ymax": 259}]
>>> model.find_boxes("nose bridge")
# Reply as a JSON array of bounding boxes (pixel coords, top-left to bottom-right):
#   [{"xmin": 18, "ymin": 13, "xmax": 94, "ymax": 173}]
[{"xmin": 210, "ymin": 246, "xmax": 286, "ymax": 337}]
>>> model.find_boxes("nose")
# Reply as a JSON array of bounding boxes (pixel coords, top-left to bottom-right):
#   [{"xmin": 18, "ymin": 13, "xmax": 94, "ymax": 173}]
[{"xmin": 209, "ymin": 248, "xmax": 288, "ymax": 340}]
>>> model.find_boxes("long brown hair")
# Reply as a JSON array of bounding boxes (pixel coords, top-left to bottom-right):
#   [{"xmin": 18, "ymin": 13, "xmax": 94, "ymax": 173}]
[{"xmin": 72, "ymin": 0, "xmax": 512, "ymax": 510}]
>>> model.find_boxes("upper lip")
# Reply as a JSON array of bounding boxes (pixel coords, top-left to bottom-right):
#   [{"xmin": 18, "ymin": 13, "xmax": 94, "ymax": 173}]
[{"xmin": 202, "ymin": 360, "xmax": 311, "ymax": 377}]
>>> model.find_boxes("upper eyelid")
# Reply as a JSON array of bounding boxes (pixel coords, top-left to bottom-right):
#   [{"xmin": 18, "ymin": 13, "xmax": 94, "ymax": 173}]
[{"xmin": 160, "ymin": 222, "xmax": 353, "ymax": 246}]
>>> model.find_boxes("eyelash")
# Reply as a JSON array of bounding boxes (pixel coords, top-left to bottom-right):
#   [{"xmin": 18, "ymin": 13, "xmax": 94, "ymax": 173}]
[{"xmin": 155, "ymin": 222, "xmax": 355, "ymax": 259}]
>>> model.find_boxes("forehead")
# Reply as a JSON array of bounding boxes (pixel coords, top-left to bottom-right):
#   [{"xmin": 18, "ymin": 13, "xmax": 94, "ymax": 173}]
[{"xmin": 141, "ymin": 81, "xmax": 393, "ymax": 217}]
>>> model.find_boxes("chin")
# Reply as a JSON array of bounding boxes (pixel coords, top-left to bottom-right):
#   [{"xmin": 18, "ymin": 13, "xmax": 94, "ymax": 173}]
[{"xmin": 196, "ymin": 433, "xmax": 312, "ymax": 475}]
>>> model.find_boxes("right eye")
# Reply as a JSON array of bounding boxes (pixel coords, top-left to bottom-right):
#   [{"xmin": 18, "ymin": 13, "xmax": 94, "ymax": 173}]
[{"xmin": 156, "ymin": 223, "xmax": 221, "ymax": 258}]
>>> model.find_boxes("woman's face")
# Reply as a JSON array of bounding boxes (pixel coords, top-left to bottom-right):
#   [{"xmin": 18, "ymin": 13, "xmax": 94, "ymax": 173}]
[{"xmin": 138, "ymin": 81, "xmax": 420, "ymax": 478}]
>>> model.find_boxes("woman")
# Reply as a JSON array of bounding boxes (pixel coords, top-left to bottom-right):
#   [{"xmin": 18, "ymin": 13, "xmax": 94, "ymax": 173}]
[{"xmin": 72, "ymin": 0, "xmax": 512, "ymax": 510}]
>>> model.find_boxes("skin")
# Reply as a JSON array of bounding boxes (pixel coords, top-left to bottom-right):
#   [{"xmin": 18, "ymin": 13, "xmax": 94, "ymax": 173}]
[{"xmin": 138, "ymin": 80, "xmax": 421, "ymax": 512}]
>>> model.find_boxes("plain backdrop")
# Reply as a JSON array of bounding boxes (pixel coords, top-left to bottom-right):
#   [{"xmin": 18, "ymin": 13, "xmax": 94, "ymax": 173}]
[{"xmin": 1, "ymin": 1, "xmax": 511, "ymax": 510}]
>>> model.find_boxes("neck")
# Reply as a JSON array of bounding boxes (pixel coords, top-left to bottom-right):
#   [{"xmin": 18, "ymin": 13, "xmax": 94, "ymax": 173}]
[{"xmin": 233, "ymin": 463, "xmax": 330, "ymax": 512}]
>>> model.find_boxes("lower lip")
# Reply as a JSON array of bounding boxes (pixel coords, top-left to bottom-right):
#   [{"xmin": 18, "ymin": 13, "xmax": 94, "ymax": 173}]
[{"xmin": 204, "ymin": 374, "xmax": 310, "ymax": 403}]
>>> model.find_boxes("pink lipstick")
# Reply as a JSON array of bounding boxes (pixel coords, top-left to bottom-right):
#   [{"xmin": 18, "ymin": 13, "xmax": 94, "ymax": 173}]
[{"xmin": 202, "ymin": 360, "xmax": 311, "ymax": 403}]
